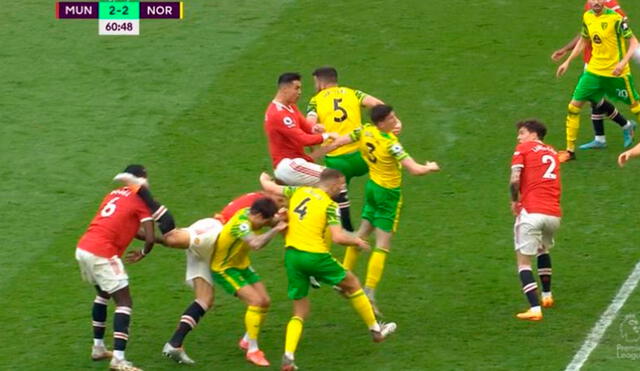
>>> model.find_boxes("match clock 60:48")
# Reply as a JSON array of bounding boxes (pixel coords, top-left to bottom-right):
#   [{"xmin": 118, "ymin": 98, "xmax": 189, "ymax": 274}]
[{"xmin": 99, "ymin": 19, "xmax": 139, "ymax": 35}]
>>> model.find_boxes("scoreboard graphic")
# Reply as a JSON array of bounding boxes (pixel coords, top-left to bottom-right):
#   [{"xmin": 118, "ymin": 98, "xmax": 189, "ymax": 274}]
[{"xmin": 56, "ymin": 1, "xmax": 183, "ymax": 35}]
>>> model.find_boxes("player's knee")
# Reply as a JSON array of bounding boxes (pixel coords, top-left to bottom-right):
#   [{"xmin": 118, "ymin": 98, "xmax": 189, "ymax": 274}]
[
  {"xmin": 259, "ymin": 294, "xmax": 271, "ymax": 309},
  {"xmin": 568, "ymin": 103, "xmax": 582, "ymax": 115}
]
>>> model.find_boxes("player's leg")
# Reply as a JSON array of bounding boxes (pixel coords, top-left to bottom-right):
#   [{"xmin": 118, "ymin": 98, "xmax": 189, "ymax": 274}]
[
  {"xmin": 596, "ymin": 99, "xmax": 636, "ymax": 148},
  {"xmin": 274, "ymin": 158, "xmax": 323, "ymax": 186},
  {"xmin": 336, "ymin": 270, "xmax": 396, "ymax": 342},
  {"xmin": 236, "ymin": 278, "xmax": 271, "ymax": 366},
  {"xmin": 344, "ymin": 180, "xmax": 377, "ymax": 271},
  {"xmin": 363, "ymin": 183, "xmax": 401, "ymax": 315},
  {"xmin": 109, "ymin": 285, "xmax": 142, "ymax": 371},
  {"xmin": 562, "ymin": 71, "xmax": 602, "ymax": 161},
  {"xmin": 282, "ymin": 298, "xmax": 309, "ymax": 371},
  {"xmin": 513, "ymin": 212, "xmax": 543, "ymax": 321},
  {"xmin": 579, "ymin": 100, "xmax": 607, "ymax": 150},
  {"xmin": 538, "ymin": 215, "xmax": 561, "ymax": 308},
  {"xmin": 91, "ymin": 286, "xmax": 112, "ymax": 361},
  {"xmin": 159, "ymin": 228, "xmax": 190, "ymax": 249},
  {"xmin": 164, "ymin": 219, "xmax": 221, "ymax": 364}
]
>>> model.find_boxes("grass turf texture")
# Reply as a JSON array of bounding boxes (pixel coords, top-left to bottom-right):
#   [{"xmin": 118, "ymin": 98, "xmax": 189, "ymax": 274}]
[{"xmin": 3, "ymin": 0, "xmax": 640, "ymax": 370}]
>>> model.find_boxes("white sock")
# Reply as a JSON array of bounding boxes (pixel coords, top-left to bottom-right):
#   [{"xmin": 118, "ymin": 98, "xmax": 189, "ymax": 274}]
[
  {"xmin": 623, "ymin": 121, "xmax": 633, "ymax": 130},
  {"xmin": 530, "ymin": 306, "xmax": 541, "ymax": 313},
  {"xmin": 595, "ymin": 135, "xmax": 606, "ymax": 143},
  {"xmin": 242, "ymin": 332, "xmax": 250, "ymax": 342},
  {"xmin": 541, "ymin": 291, "xmax": 552, "ymax": 299},
  {"xmin": 93, "ymin": 338, "xmax": 105, "ymax": 347},
  {"xmin": 369, "ymin": 322, "xmax": 381, "ymax": 332},
  {"xmin": 113, "ymin": 350, "xmax": 125, "ymax": 361},
  {"xmin": 285, "ymin": 351, "xmax": 295, "ymax": 360},
  {"xmin": 248, "ymin": 338, "xmax": 259, "ymax": 353}
]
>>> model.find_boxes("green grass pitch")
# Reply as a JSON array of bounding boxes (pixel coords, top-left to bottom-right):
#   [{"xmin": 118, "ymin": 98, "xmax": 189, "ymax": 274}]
[{"xmin": 3, "ymin": 0, "xmax": 640, "ymax": 370}]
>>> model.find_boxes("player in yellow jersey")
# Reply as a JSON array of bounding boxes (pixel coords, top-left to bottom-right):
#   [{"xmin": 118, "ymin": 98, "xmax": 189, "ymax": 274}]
[
  {"xmin": 332, "ymin": 104, "xmax": 440, "ymax": 315},
  {"xmin": 209, "ymin": 198, "xmax": 287, "ymax": 367},
  {"xmin": 306, "ymin": 66, "xmax": 400, "ymax": 271},
  {"xmin": 556, "ymin": 0, "xmax": 640, "ymax": 162},
  {"xmin": 259, "ymin": 169, "xmax": 396, "ymax": 371}
]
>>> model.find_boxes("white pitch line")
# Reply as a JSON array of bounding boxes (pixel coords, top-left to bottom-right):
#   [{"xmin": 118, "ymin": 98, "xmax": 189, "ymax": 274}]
[{"xmin": 565, "ymin": 260, "xmax": 640, "ymax": 371}]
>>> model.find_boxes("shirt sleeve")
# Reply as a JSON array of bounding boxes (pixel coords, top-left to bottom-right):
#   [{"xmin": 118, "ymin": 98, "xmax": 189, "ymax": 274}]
[
  {"xmin": 581, "ymin": 21, "xmax": 589, "ymax": 38},
  {"xmin": 511, "ymin": 145, "xmax": 525, "ymax": 169},
  {"xmin": 306, "ymin": 96, "xmax": 318, "ymax": 116},
  {"xmin": 231, "ymin": 220, "xmax": 252, "ymax": 239},
  {"xmin": 619, "ymin": 19, "xmax": 633, "ymax": 39},
  {"xmin": 283, "ymin": 186, "xmax": 298, "ymax": 198},
  {"xmin": 348, "ymin": 127, "xmax": 362, "ymax": 142},
  {"xmin": 388, "ymin": 141, "xmax": 409, "ymax": 161},
  {"xmin": 274, "ymin": 117, "xmax": 324, "ymax": 146},
  {"xmin": 354, "ymin": 90, "xmax": 368, "ymax": 103},
  {"xmin": 326, "ymin": 202, "xmax": 341, "ymax": 226},
  {"xmin": 135, "ymin": 196, "xmax": 153, "ymax": 222}
]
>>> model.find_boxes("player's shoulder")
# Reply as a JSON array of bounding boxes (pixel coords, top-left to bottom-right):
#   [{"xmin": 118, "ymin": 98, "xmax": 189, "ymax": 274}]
[{"xmin": 514, "ymin": 141, "xmax": 536, "ymax": 153}]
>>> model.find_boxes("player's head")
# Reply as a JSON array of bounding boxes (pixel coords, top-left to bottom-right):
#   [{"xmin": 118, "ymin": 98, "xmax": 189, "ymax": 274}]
[
  {"xmin": 371, "ymin": 104, "xmax": 399, "ymax": 133},
  {"xmin": 248, "ymin": 197, "xmax": 279, "ymax": 228},
  {"xmin": 277, "ymin": 72, "xmax": 302, "ymax": 104},
  {"xmin": 264, "ymin": 190, "xmax": 287, "ymax": 209},
  {"xmin": 312, "ymin": 66, "xmax": 338, "ymax": 91},
  {"xmin": 589, "ymin": 0, "xmax": 604, "ymax": 13},
  {"xmin": 113, "ymin": 164, "xmax": 149, "ymax": 187},
  {"xmin": 317, "ymin": 168, "xmax": 346, "ymax": 198},
  {"xmin": 516, "ymin": 119, "xmax": 547, "ymax": 143}
]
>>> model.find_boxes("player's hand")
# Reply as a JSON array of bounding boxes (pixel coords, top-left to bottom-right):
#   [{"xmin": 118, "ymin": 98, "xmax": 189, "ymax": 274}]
[
  {"xmin": 618, "ymin": 150, "xmax": 633, "ymax": 167},
  {"xmin": 511, "ymin": 201, "xmax": 522, "ymax": 216},
  {"xmin": 312, "ymin": 124, "xmax": 325, "ymax": 133},
  {"xmin": 425, "ymin": 161, "xmax": 440, "ymax": 172},
  {"xmin": 260, "ymin": 172, "xmax": 273, "ymax": 183},
  {"xmin": 556, "ymin": 62, "xmax": 569, "ymax": 77},
  {"xmin": 612, "ymin": 61, "xmax": 626, "ymax": 76},
  {"xmin": 323, "ymin": 132, "xmax": 339, "ymax": 141},
  {"xmin": 273, "ymin": 220, "xmax": 288, "ymax": 232},
  {"xmin": 392, "ymin": 119, "xmax": 403, "ymax": 135},
  {"xmin": 354, "ymin": 237, "xmax": 370, "ymax": 251},
  {"xmin": 551, "ymin": 49, "xmax": 567, "ymax": 62},
  {"xmin": 125, "ymin": 249, "xmax": 146, "ymax": 264}
]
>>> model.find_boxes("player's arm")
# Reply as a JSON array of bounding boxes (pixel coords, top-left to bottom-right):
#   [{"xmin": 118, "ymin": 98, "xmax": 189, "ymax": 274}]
[
  {"xmin": 618, "ymin": 142, "xmax": 640, "ymax": 166},
  {"xmin": 326, "ymin": 203, "xmax": 369, "ymax": 250},
  {"xmin": 557, "ymin": 36, "xmax": 587, "ymax": 77},
  {"xmin": 400, "ymin": 157, "xmax": 440, "ymax": 175},
  {"xmin": 305, "ymin": 97, "xmax": 324, "ymax": 132},
  {"xmin": 260, "ymin": 172, "xmax": 299, "ymax": 197},
  {"xmin": 243, "ymin": 221, "xmax": 288, "ymax": 250},
  {"xmin": 551, "ymin": 34, "xmax": 581, "ymax": 62},
  {"xmin": 279, "ymin": 123, "xmax": 333, "ymax": 146},
  {"xmin": 126, "ymin": 219, "xmax": 155, "ymax": 263},
  {"xmin": 509, "ymin": 166, "xmax": 522, "ymax": 215},
  {"xmin": 613, "ymin": 28, "xmax": 638, "ymax": 76}
]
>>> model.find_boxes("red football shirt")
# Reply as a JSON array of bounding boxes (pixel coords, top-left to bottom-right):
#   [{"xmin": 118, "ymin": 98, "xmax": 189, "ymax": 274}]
[
  {"xmin": 511, "ymin": 141, "xmax": 562, "ymax": 217},
  {"xmin": 583, "ymin": 0, "xmax": 625, "ymax": 62},
  {"xmin": 264, "ymin": 100, "xmax": 324, "ymax": 168},
  {"xmin": 215, "ymin": 191, "xmax": 266, "ymax": 224},
  {"xmin": 77, "ymin": 186, "xmax": 153, "ymax": 258}
]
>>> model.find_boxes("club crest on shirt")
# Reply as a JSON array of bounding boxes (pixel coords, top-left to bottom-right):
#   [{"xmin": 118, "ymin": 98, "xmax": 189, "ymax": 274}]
[{"xmin": 601, "ymin": 22, "xmax": 608, "ymax": 30}]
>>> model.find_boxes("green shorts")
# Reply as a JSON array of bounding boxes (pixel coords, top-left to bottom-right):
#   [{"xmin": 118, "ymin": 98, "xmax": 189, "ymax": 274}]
[
  {"xmin": 362, "ymin": 180, "xmax": 402, "ymax": 232},
  {"xmin": 572, "ymin": 70, "xmax": 640, "ymax": 105},
  {"xmin": 284, "ymin": 247, "xmax": 346, "ymax": 300},
  {"xmin": 325, "ymin": 151, "xmax": 368, "ymax": 184},
  {"xmin": 212, "ymin": 266, "xmax": 261, "ymax": 295}
]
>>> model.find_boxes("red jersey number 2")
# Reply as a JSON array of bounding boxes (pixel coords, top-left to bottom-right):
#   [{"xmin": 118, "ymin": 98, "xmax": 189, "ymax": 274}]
[{"xmin": 541, "ymin": 155, "xmax": 557, "ymax": 180}]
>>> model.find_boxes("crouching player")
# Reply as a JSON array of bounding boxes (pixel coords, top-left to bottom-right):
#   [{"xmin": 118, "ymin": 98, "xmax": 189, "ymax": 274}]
[
  {"xmin": 210, "ymin": 197, "xmax": 287, "ymax": 367},
  {"xmin": 510, "ymin": 120, "xmax": 562, "ymax": 321}
]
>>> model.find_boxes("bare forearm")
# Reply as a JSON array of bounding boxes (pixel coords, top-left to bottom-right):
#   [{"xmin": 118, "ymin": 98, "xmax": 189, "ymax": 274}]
[
  {"xmin": 249, "ymin": 228, "xmax": 280, "ymax": 250},
  {"xmin": 565, "ymin": 37, "xmax": 586, "ymax": 63},
  {"xmin": 509, "ymin": 182, "xmax": 520, "ymax": 202}
]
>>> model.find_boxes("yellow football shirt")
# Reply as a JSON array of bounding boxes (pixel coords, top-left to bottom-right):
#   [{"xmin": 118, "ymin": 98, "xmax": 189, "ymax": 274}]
[
  {"xmin": 284, "ymin": 186, "xmax": 340, "ymax": 254},
  {"xmin": 350, "ymin": 123, "xmax": 409, "ymax": 189},
  {"xmin": 211, "ymin": 208, "xmax": 262, "ymax": 271},
  {"xmin": 307, "ymin": 86, "xmax": 367, "ymax": 156},
  {"xmin": 583, "ymin": 8, "xmax": 633, "ymax": 77}
]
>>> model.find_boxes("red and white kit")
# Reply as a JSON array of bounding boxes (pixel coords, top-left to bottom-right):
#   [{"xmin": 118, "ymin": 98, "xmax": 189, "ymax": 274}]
[{"xmin": 511, "ymin": 141, "xmax": 562, "ymax": 255}]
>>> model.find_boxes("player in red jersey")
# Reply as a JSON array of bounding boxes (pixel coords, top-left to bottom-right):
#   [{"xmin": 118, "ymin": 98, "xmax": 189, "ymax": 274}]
[
  {"xmin": 264, "ymin": 72, "xmax": 340, "ymax": 186},
  {"xmin": 509, "ymin": 120, "xmax": 562, "ymax": 321},
  {"xmin": 552, "ymin": 0, "xmax": 635, "ymax": 157},
  {"xmin": 75, "ymin": 165, "xmax": 155, "ymax": 371},
  {"xmin": 155, "ymin": 190, "xmax": 286, "ymax": 365}
]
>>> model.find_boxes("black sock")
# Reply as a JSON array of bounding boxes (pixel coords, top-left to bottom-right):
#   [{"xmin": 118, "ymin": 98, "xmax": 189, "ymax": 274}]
[
  {"xmin": 169, "ymin": 301, "xmax": 207, "ymax": 347},
  {"xmin": 591, "ymin": 103, "xmax": 606, "ymax": 136},
  {"xmin": 137, "ymin": 187, "xmax": 175, "ymax": 234},
  {"xmin": 600, "ymin": 100, "xmax": 629, "ymax": 127},
  {"xmin": 537, "ymin": 254, "xmax": 552, "ymax": 293},
  {"xmin": 113, "ymin": 306, "xmax": 131, "ymax": 351},
  {"xmin": 519, "ymin": 268, "xmax": 540, "ymax": 307},
  {"xmin": 335, "ymin": 190, "xmax": 353, "ymax": 232},
  {"xmin": 92, "ymin": 296, "xmax": 109, "ymax": 341}
]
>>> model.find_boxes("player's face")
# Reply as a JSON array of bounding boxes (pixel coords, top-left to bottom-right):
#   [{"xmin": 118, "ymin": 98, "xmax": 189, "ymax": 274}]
[
  {"xmin": 250, "ymin": 214, "xmax": 271, "ymax": 229},
  {"xmin": 328, "ymin": 177, "xmax": 346, "ymax": 198},
  {"xmin": 313, "ymin": 76, "xmax": 322, "ymax": 92},
  {"xmin": 379, "ymin": 111, "xmax": 400, "ymax": 132},
  {"xmin": 589, "ymin": 0, "xmax": 604, "ymax": 13},
  {"xmin": 517, "ymin": 128, "xmax": 538, "ymax": 143},
  {"xmin": 283, "ymin": 80, "xmax": 302, "ymax": 103}
]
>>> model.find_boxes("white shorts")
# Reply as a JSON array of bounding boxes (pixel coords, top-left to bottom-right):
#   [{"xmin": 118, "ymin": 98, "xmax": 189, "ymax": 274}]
[
  {"xmin": 513, "ymin": 209, "xmax": 561, "ymax": 256},
  {"xmin": 184, "ymin": 218, "xmax": 223, "ymax": 287},
  {"xmin": 634, "ymin": 48, "xmax": 640, "ymax": 65},
  {"xmin": 75, "ymin": 248, "xmax": 129, "ymax": 294},
  {"xmin": 274, "ymin": 158, "xmax": 324, "ymax": 186}
]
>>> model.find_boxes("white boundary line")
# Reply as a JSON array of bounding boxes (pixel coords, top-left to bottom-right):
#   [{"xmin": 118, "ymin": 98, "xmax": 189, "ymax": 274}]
[{"xmin": 565, "ymin": 261, "xmax": 640, "ymax": 371}]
